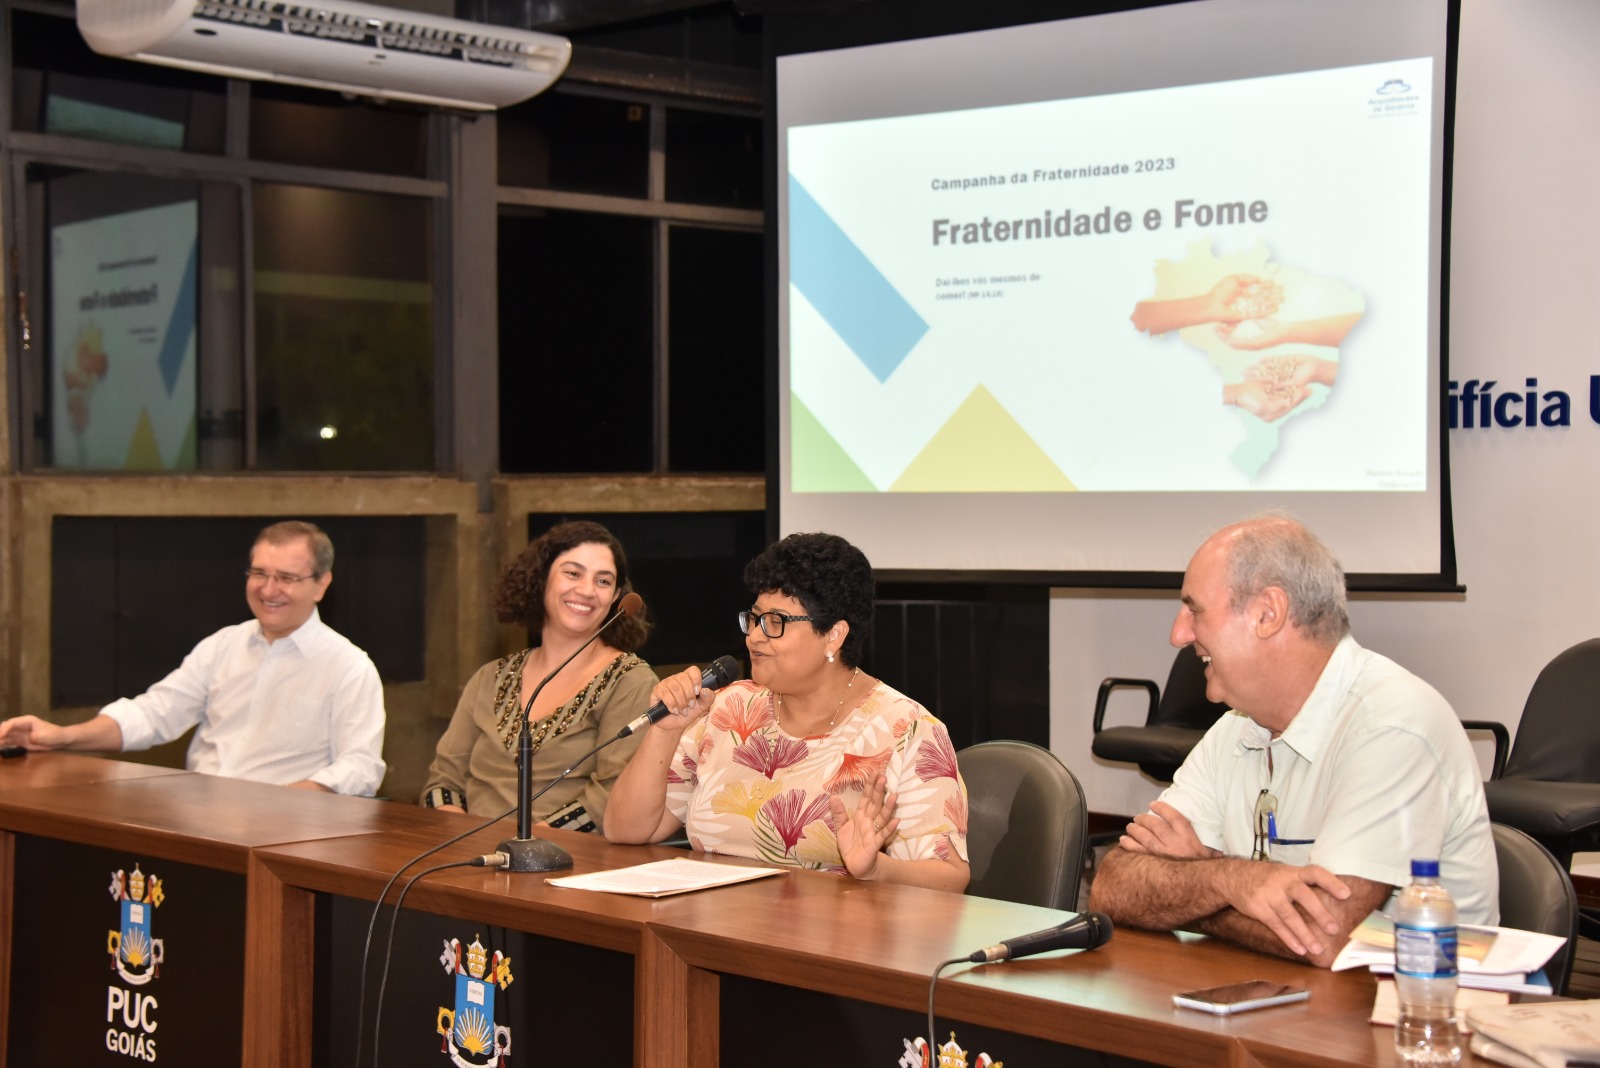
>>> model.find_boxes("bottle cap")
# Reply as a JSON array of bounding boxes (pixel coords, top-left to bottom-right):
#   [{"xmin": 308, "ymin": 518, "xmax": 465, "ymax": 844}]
[{"xmin": 1410, "ymin": 858, "xmax": 1441, "ymax": 877}]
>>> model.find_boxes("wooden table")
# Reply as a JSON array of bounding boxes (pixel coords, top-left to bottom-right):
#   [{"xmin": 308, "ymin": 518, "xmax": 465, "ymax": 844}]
[
  {"xmin": 248, "ymin": 823, "xmax": 1426, "ymax": 1068},
  {"xmin": 0, "ymin": 752, "xmax": 189, "ymax": 1062},
  {"xmin": 0, "ymin": 756, "xmax": 1485, "ymax": 1067},
  {"xmin": 0, "ymin": 758, "xmax": 429, "ymax": 1068}
]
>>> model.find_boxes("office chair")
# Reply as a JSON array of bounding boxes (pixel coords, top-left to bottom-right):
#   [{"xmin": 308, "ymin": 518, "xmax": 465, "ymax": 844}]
[
  {"xmin": 1466, "ymin": 638, "xmax": 1600, "ymax": 873},
  {"xmin": 1491, "ymin": 823, "xmax": 1578, "ymax": 995},
  {"xmin": 1091, "ymin": 645, "xmax": 1231, "ymax": 783},
  {"xmin": 958, "ymin": 740, "xmax": 1087, "ymax": 910}
]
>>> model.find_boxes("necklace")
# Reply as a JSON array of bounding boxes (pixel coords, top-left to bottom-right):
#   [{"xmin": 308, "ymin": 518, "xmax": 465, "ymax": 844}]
[{"xmin": 776, "ymin": 666, "xmax": 860, "ymax": 734}]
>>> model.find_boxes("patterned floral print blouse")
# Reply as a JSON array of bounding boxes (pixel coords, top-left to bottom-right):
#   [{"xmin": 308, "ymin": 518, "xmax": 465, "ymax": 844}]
[{"xmin": 665, "ymin": 678, "xmax": 969, "ymax": 872}]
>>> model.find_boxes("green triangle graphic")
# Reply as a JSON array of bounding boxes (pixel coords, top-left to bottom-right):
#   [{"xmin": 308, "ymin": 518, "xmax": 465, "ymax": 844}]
[
  {"xmin": 792, "ymin": 394, "xmax": 877, "ymax": 492},
  {"xmin": 890, "ymin": 385, "xmax": 1078, "ymax": 492}
]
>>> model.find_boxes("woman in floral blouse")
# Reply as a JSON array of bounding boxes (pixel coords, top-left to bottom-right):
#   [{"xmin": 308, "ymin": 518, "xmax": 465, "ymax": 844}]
[{"xmin": 606, "ymin": 532, "xmax": 969, "ymax": 891}]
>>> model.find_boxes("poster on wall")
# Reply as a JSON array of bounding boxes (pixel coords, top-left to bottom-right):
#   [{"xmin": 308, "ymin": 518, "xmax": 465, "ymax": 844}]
[{"xmin": 50, "ymin": 199, "xmax": 199, "ymax": 470}]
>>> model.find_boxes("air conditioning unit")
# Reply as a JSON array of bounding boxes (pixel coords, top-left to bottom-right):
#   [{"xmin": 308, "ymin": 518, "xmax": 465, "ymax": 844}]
[{"xmin": 76, "ymin": 0, "xmax": 573, "ymax": 112}]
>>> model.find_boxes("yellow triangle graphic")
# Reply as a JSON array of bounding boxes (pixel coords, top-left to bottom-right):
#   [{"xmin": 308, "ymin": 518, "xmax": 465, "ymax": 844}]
[
  {"xmin": 891, "ymin": 385, "xmax": 1077, "ymax": 492},
  {"xmin": 123, "ymin": 408, "xmax": 166, "ymax": 470}
]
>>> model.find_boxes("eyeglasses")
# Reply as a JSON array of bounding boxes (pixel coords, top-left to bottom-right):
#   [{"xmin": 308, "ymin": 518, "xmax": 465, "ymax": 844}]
[
  {"xmin": 737, "ymin": 610, "xmax": 817, "ymax": 639},
  {"xmin": 244, "ymin": 568, "xmax": 321, "ymax": 586},
  {"xmin": 1252, "ymin": 787, "xmax": 1314, "ymax": 861},
  {"xmin": 1253, "ymin": 789, "xmax": 1276, "ymax": 861}
]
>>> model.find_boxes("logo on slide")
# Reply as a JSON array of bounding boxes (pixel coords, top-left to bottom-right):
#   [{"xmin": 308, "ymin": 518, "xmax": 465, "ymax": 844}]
[{"xmin": 1376, "ymin": 78, "xmax": 1412, "ymax": 95}]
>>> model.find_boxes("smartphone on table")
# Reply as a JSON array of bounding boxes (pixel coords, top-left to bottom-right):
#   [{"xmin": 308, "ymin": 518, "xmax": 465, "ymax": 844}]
[{"xmin": 1172, "ymin": 979, "xmax": 1310, "ymax": 1015}]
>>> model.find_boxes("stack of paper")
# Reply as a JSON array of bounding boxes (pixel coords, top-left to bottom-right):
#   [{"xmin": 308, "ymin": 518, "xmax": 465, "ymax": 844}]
[
  {"xmin": 1465, "ymin": 1001, "xmax": 1600, "ymax": 1068},
  {"xmin": 1332, "ymin": 913, "xmax": 1565, "ymax": 995},
  {"xmin": 546, "ymin": 857, "xmax": 785, "ymax": 897}
]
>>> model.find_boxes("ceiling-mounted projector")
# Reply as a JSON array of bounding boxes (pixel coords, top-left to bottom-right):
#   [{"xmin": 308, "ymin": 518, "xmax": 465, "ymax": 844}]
[{"xmin": 76, "ymin": 0, "xmax": 573, "ymax": 112}]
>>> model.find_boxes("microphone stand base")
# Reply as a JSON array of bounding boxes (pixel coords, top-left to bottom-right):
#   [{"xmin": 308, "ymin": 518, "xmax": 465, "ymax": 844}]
[{"xmin": 496, "ymin": 836, "xmax": 573, "ymax": 873}]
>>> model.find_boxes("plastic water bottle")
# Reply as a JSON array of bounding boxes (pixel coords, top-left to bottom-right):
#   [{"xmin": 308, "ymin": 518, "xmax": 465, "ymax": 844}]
[{"xmin": 1393, "ymin": 858, "xmax": 1462, "ymax": 1064}]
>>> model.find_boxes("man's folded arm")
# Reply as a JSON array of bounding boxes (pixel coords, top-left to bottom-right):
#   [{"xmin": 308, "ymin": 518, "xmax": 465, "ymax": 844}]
[
  {"xmin": 1090, "ymin": 846, "xmax": 1236, "ymax": 929},
  {"xmin": 1090, "ymin": 846, "xmax": 1389, "ymax": 966},
  {"xmin": 1190, "ymin": 875, "xmax": 1392, "ymax": 967}
]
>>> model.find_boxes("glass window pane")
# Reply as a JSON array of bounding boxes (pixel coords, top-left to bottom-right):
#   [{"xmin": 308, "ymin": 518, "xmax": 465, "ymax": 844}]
[
  {"xmin": 665, "ymin": 108, "xmax": 762, "ymax": 209},
  {"xmin": 11, "ymin": 10, "xmax": 225, "ymax": 154},
  {"xmin": 253, "ymin": 184, "xmax": 435, "ymax": 471},
  {"xmin": 668, "ymin": 227, "xmax": 763, "ymax": 472},
  {"xmin": 250, "ymin": 83, "xmax": 429, "ymax": 178},
  {"xmin": 498, "ymin": 210, "xmax": 653, "ymax": 472},
  {"xmin": 52, "ymin": 516, "xmax": 426, "ymax": 706},
  {"xmin": 526, "ymin": 510, "xmax": 767, "ymax": 667},
  {"xmin": 26, "ymin": 168, "xmax": 209, "ymax": 471},
  {"xmin": 498, "ymin": 92, "xmax": 649, "ymax": 197}
]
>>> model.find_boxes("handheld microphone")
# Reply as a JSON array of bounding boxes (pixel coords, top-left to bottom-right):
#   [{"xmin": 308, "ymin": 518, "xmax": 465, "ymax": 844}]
[
  {"xmin": 966, "ymin": 912, "xmax": 1113, "ymax": 963},
  {"xmin": 618, "ymin": 655, "xmax": 742, "ymax": 737},
  {"xmin": 500, "ymin": 590, "xmax": 645, "ymax": 873}
]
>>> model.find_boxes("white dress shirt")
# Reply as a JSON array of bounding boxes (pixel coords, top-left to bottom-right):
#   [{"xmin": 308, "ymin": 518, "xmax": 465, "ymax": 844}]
[
  {"xmin": 1159, "ymin": 635, "xmax": 1498, "ymax": 925},
  {"xmin": 101, "ymin": 609, "xmax": 386, "ymax": 796}
]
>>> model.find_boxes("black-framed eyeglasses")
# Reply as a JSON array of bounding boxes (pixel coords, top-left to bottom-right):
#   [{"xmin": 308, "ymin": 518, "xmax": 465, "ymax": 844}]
[
  {"xmin": 737, "ymin": 610, "xmax": 817, "ymax": 639},
  {"xmin": 1252, "ymin": 787, "xmax": 1314, "ymax": 861},
  {"xmin": 244, "ymin": 568, "xmax": 321, "ymax": 586}
]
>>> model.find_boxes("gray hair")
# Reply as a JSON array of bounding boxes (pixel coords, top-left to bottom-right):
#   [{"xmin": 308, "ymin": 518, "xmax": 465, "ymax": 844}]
[
  {"xmin": 254, "ymin": 520, "xmax": 334, "ymax": 575},
  {"xmin": 1223, "ymin": 516, "xmax": 1349, "ymax": 646}
]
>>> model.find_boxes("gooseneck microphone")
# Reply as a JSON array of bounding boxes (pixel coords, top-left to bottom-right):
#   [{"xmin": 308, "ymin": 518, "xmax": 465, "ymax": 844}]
[
  {"xmin": 618, "ymin": 655, "xmax": 742, "ymax": 737},
  {"xmin": 499, "ymin": 591, "xmax": 644, "ymax": 873},
  {"xmin": 966, "ymin": 911, "xmax": 1114, "ymax": 963}
]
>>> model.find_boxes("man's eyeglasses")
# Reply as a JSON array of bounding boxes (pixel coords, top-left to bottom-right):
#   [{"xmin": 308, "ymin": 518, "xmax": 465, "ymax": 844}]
[
  {"xmin": 1253, "ymin": 789, "xmax": 1276, "ymax": 861},
  {"xmin": 737, "ymin": 610, "xmax": 817, "ymax": 639},
  {"xmin": 1252, "ymin": 788, "xmax": 1315, "ymax": 861},
  {"xmin": 244, "ymin": 568, "xmax": 321, "ymax": 586}
]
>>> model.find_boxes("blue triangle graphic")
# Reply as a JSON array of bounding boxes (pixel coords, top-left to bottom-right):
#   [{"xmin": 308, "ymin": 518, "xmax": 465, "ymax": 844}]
[{"xmin": 789, "ymin": 175, "xmax": 928, "ymax": 382}]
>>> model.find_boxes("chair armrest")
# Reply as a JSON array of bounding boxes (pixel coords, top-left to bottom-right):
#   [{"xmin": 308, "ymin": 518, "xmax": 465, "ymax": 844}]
[
  {"xmin": 1094, "ymin": 677, "xmax": 1161, "ymax": 733},
  {"xmin": 1460, "ymin": 719, "xmax": 1510, "ymax": 780}
]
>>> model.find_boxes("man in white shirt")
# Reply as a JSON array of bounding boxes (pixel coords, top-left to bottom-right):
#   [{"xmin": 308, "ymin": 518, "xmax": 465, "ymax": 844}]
[
  {"xmin": 0, "ymin": 521, "xmax": 386, "ymax": 796},
  {"xmin": 1089, "ymin": 515, "xmax": 1496, "ymax": 966}
]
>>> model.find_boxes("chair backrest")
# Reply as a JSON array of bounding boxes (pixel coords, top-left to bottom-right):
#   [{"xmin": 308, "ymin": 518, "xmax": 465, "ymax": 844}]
[
  {"xmin": 1491, "ymin": 822, "xmax": 1578, "ymax": 995},
  {"xmin": 957, "ymin": 740, "xmax": 1086, "ymax": 911},
  {"xmin": 1153, "ymin": 645, "xmax": 1231, "ymax": 730},
  {"xmin": 1502, "ymin": 638, "xmax": 1600, "ymax": 782}
]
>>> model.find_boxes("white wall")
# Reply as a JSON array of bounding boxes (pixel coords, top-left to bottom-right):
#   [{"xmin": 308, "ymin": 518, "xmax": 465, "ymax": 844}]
[{"xmin": 1049, "ymin": 0, "xmax": 1600, "ymax": 873}]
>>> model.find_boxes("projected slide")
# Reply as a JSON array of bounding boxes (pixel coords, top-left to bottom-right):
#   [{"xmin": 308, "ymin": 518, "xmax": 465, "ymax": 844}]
[
  {"xmin": 51, "ymin": 200, "xmax": 199, "ymax": 470},
  {"xmin": 788, "ymin": 58, "xmax": 1425, "ymax": 494}
]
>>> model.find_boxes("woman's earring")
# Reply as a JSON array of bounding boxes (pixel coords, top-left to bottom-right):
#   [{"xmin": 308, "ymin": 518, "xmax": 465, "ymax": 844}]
[{"xmin": 826, "ymin": 650, "xmax": 835, "ymax": 664}]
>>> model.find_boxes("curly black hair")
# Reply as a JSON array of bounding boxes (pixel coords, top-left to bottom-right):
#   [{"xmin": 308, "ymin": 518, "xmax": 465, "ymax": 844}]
[
  {"xmin": 494, "ymin": 521, "xmax": 651, "ymax": 652},
  {"xmin": 743, "ymin": 532, "xmax": 873, "ymax": 667}
]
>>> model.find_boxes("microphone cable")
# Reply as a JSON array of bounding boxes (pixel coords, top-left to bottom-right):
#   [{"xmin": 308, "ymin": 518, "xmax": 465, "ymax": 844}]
[
  {"xmin": 370, "ymin": 855, "xmax": 507, "ymax": 1068},
  {"xmin": 352, "ymin": 675, "xmax": 726, "ymax": 1067},
  {"xmin": 352, "ymin": 804, "xmax": 516, "ymax": 1068},
  {"xmin": 354, "ymin": 650, "xmax": 741, "ymax": 1067},
  {"xmin": 355, "ymin": 592, "xmax": 648, "ymax": 1066},
  {"xmin": 926, "ymin": 954, "xmax": 969, "ymax": 1067},
  {"xmin": 352, "ymin": 720, "xmax": 637, "ymax": 1068}
]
